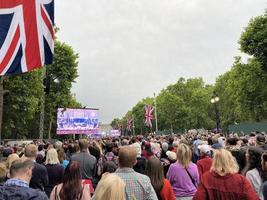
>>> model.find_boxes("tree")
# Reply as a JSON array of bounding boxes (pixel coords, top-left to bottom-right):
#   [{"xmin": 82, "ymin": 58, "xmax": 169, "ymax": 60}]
[
  {"xmin": 2, "ymin": 70, "xmax": 43, "ymax": 139},
  {"xmin": 215, "ymin": 57, "xmax": 267, "ymax": 127},
  {"xmin": 44, "ymin": 40, "xmax": 80, "ymax": 139},
  {"xmin": 240, "ymin": 10, "xmax": 267, "ymax": 69}
]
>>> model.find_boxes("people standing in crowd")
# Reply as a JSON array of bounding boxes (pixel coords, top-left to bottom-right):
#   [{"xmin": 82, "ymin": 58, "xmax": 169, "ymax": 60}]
[
  {"xmin": 0, "ymin": 159, "xmax": 48, "ymax": 200},
  {"xmin": 24, "ymin": 144, "xmax": 48, "ymax": 192},
  {"xmin": 92, "ymin": 173, "xmax": 125, "ymax": 200},
  {"xmin": 167, "ymin": 143, "xmax": 199, "ymax": 200},
  {"xmin": 162, "ymin": 150, "xmax": 177, "ymax": 177},
  {"xmin": 243, "ymin": 147, "xmax": 266, "ymax": 199},
  {"xmin": 0, "ymin": 162, "xmax": 7, "ymax": 185},
  {"xmin": 50, "ymin": 161, "xmax": 91, "ymax": 200},
  {"xmin": 6, "ymin": 153, "xmax": 19, "ymax": 172},
  {"xmin": 57, "ymin": 148, "xmax": 69, "ymax": 169},
  {"xmin": 44, "ymin": 148, "xmax": 64, "ymax": 197},
  {"xmin": 196, "ymin": 144, "xmax": 212, "ymax": 180},
  {"xmin": 145, "ymin": 156, "xmax": 176, "ymax": 200},
  {"xmin": 226, "ymin": 137, "xmax": 247, "ymax": 173},
  {"xmin": 71, "ymin": 139, "xmax": 96, "ymax": 192},
  {"xmin": 115, "ymin": 146, "xmax": 158, "ymax": 200},
  {"xmin": 131, "ymin": 139, "xmax": 146, "ymax": 174},
  {"xmin": 193, "ymin": 149, "xmax": 259, "ymax": 200},
  {"xmin": 261, "ymin": 153, "xmax": 267, "ymax": 200}
]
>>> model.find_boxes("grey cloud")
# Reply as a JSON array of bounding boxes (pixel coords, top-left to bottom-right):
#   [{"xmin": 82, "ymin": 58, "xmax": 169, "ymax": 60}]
[{"xmin": 56, "ymin": 0, "xmax": 266, "ymax": 123}]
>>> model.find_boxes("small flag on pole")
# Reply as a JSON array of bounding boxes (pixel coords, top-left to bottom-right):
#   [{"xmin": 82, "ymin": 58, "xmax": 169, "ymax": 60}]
[
  {"xmin": 127, "ymin": 118, "xmax": 133, "ymax": 131},
  {"xmin": 145, "ymin": 105, "xmax": 154, "ymax": 127}
]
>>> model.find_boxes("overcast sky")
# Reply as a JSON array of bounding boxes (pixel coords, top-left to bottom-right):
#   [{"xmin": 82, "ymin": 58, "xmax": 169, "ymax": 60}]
[{"xmin": 55, "ymin": 0, "xmax": 266, "ymax": 123}]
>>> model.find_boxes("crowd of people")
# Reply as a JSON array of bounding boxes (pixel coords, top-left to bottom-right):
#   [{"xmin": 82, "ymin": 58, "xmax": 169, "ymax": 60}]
[{"xmin": 0, "ymin": 131, "xmax": 266, "ymax": 200}]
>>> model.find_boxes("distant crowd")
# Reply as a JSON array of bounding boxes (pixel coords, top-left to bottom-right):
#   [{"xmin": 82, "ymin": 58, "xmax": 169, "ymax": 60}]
[{"xmin": 0, "ymin": 131, "xmax": 267, "ymax": 200}]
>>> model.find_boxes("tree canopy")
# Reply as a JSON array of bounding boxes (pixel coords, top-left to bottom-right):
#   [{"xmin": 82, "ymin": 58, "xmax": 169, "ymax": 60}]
[{"xmin": 114, "ymin": 9, "xmax": 267, "ymax": 134}]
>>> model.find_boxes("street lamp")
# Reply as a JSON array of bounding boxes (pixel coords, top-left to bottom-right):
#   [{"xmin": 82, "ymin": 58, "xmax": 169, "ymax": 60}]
[{"xmin": 211, "ymin": 93, "xmax": 221, "ymax": 133}]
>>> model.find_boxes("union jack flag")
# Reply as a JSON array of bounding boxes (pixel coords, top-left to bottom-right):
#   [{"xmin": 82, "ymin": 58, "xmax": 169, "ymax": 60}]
[
  {"xmin": 0, "ymin": 0, "xmax": 54, "ymax": 75},
  {"xmin": 127, "ymin": 118, "xmax": 133, "ymax": 131},
  {"xmin": 145, "ymin": 105, "xmax": 154, "ymax": 127}
]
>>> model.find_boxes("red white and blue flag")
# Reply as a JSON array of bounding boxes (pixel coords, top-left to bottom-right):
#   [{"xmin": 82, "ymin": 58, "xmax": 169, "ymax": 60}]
[
  {"xmin": 145, "ymin": 105, "xmax": 154, "ymax": 127},
  {"xmin": 127, "ymin": 118, "xmax": 133, "ymax": 131},
  {"xmin": 0, "ymin": 0, "xmax": 54, "ymax": 75}
]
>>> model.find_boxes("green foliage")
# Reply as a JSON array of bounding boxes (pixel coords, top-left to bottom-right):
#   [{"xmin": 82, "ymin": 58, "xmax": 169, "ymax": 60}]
[
  {"xmin": 2, "ymin": 40, "xmax": 80, "ymax": 139},
  {"xmin": 44, "ymin": 40, "xmax": 80, "ymax": 138},
  {"xmin": 3, "ymin": 70, "xmax": 43, "ymax": 138},
  {"xmin": 240, "ymin": 10, "xmax": 267, "ymax": 69},
  {"xmin": 118, "ymin": 78, "xmax": 215, "ymax": 134},
  {"xmin": 215, "ymin": 57, "xmax": 267, "ymax": 127},
  {"xmin": 114, "ymin": 9, "xmax": 267, "ymax": 133}
]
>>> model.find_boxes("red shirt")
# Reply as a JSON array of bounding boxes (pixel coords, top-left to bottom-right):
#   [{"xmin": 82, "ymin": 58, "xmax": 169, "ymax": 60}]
[
  {"xmin": 196, "ymin": 156, "xmax": 212, "ymax": 180},
  {"xmin": 160, "ymin": 179, "xmax": 176, "ymax": 200},
  {"xmin": 193, "ymin": 171, "xmax": 260, "ymax": 200}
]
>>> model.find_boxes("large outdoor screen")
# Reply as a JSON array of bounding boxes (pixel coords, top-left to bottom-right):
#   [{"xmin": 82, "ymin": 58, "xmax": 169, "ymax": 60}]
[{"xmin": 57, "ymin": 108, "xmax": 99, "ymax": 135}]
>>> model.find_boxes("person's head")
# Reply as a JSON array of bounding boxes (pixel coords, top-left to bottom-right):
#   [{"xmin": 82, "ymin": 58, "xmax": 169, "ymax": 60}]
[
  {"xmin": 106, "ymin": 143, "xmax": 113, "ymax": 153},
  {"xmin": 118, "ymin": 146, "xmax": 137, "ymax": 168},
  {"xmin": 245, "ymin": 147, "xmax": 263, "ymax": 172},
  {"xmin": 226, "ymin": 138, "xmax": 238, "ymax": 146},
  {"xmin": 211, "ymin": 149, "xmax": 239, "ymax": 176},
  {"xmin": 24, "ymin": 144, "xmax": 37, "ymax": 159},
  {"xmin": 103, "ymin": 161, "xmax": 118, "ymax": 173},
  {"xmin": 93, "ymin": 174, "xmax": 125, "ymax": 200},
  {"xmin": 45, "ymin": 148, "xmax": 60, "ymax": 165},
  {"xmin": 37, "ymin": 145, "xmax": 43, "ymax": 152},
  {"xmin": 198, "ymin": 144, "xmax": 211, "ymax": 157},
  {"xmin": 79, "ymin": 139, "xmax": 89, "ymax": 151},
  {"xmin": 176, "ymin": 143, "xmax": 192, "ymax": 168},
  {"xmin": 60, "ymin": 161, "xmax": 83, "ymax": 200},
  {"xmin": 6, "ymin": 153, "xmax": 19, "ymax": 170},
  {"xmin": 36, "ymin": 154, "xmax": 44, "ymax": 164},
  {"xmin": 256, "ymin": 134, "xmax": 265, "ymax": 146},
  {"xmin": 9, "ymin": 159, "xmax": 34, "ymax": 183},
  {"xmin": 57, "ymin": 148, "xmax": 66, "ymax": 163},
  {"xmin": 166, "ymin": 151, "xmax": 177, "ymax": 162},
  {"xmin": 261, "ymin": 153, "xmax": 267, "ymax": 172},
  {"xmin": 0, "ymin": 162, "xmax": 7, "ymax": 183},
  {"xmin": 161, "ymin": 142, "xmax": 168, "ymax": 152},
  {"xmin": 145, "ymin": 156, "xmax": 164, "ymax": 199}
]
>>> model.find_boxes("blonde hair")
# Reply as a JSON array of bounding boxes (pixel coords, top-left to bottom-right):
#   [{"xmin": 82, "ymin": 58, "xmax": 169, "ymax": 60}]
[
  {"xmin": 45, "ymin": 148, "xmax": 60, "ymax": 165},
  {"xmin": 6, "ymin": 153, "xmax": 19, "ymax": 169},
  {"xmin": 0, "ymin": 162, "xmax": 7, "ymax": 180},
  {"xmin": 176, "ymin": 143, "xmax": 192, "ymax": 168},
  {"xmin": 211, "ymin": 149, "xmax": 239, "ymax": 176},
  {"xmin": 93, "ymin": 174, "xmax": 125, "ymax": 200}
]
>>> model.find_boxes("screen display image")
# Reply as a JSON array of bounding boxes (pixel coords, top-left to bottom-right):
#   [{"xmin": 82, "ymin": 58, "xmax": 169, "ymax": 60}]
[{"xmin": 57, "ymin": 108, "xmax": 99, "ymax": 134}]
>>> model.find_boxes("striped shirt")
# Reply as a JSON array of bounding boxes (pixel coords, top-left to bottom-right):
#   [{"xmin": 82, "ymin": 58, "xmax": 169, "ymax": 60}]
[{"xmin": 115, "ymin": 168, "xmax": 158, "ymax": 200}]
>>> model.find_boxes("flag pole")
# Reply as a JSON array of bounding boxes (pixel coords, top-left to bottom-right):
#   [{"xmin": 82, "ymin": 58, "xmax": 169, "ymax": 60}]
[
  {"xmin": 154, "ymin": 93, "xmax": 158, "ymax": 133},
  {"xmin": 132, "ymin": 116, "xmax": 135, "ymax": 136},
  {"xmin": 39, "ymin": 68, "xmax": 46, "ymax": 140}
]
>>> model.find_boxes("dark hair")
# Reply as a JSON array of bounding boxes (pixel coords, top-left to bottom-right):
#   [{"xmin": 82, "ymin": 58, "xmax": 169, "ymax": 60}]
[
  {"xmin": 106, "ymin": 143, "xmax": 113, "ymax": 153},
  {"xmin": 36, "ymin": 154, "xmax": 44, "ymax": 164},
  {"xmin": 145, "ymin": 156, "xmax": 164, "ymax": 200},
  {"xmin": 59, "ymin": 161, "xmax": 83, "ymax": 200},
  {"xmin": 57, "ymin": 148, "xmax": 66, "ymax": 164},
  {"xmin": 246, "ymin": 147, "xmax": 266, "ymax": 182},
  {"xmin": 103, "ymin": 161, "xmax": 117, "ymax": 173},
  {"xmin": 38, "ymin": 145, "xmax": 43, "ymax": 152},
  {"xmin": 226, "ymin": 138, "xmax": 238, "ymax": 146}
]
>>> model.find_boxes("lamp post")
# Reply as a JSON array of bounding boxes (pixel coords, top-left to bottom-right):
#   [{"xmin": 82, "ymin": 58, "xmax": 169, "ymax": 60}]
[
  {"xmin": 211, "ymin": 93, "xmax": 221, "ymax": 133},
  {"xmin": 39, "ymin": 69, "xmax": 61, "ymax": 140}
]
